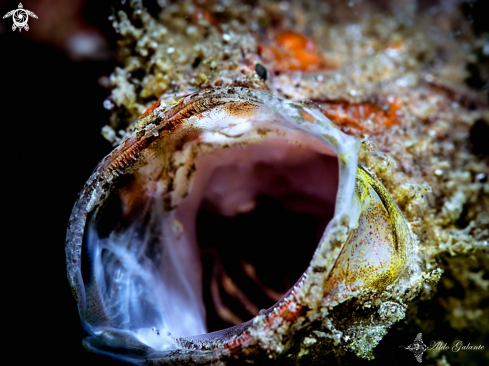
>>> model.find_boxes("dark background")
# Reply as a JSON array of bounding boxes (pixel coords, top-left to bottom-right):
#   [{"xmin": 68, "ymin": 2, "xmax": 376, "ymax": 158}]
[
  {"xmin": 1, "ymin": 0, "xmax": 488, "ymax": 365},
  {"xmin": 2, "ymin": 0, "xmax": 117, "ymax": 364}
]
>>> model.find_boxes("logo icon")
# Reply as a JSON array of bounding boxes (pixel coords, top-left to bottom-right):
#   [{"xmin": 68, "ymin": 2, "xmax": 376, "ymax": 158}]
[
  {"xmin": 400, "ymin": 333, "xmax": 427, "ymax": 363},
  {"xmin": 3, "ymin": 3, "xmax": 38, "ymax": 32}
]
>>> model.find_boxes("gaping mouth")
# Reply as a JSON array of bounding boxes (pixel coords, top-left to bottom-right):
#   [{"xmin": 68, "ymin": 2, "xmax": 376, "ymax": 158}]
[
  {"xmin": 195, "ymin": 141, "xmax": 338, "ymax": 332},
  {"xmin": 66, "ymin": 87, "xmax": 411, "ymax": 363}
]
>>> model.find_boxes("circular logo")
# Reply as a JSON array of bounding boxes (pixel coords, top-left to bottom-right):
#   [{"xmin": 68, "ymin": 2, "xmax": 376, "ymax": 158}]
[
  {"xmin": 12, "ymin": 9, "xmax": 29, "ymax": 29},
  {"xmin": 3, "ymin": 3, "xmax": 38, "ymax": 32}
]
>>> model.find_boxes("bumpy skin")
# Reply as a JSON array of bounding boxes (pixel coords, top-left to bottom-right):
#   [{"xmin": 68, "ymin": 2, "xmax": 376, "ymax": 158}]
[
  {"xmin": 324, "ymin": 167, "xmax": 413, "ymax": 304},
  {"xmin": 83, "ymin": 0, "xmax": 488, "ymax": 364},
  {"xmin": 67, "ymin": 84, "xmax": 420, "ymax": 364}
]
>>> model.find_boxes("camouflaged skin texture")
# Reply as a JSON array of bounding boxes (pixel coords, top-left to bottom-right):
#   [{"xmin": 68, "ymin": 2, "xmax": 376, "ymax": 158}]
[{"xmin": 71, "ymin": 0, "xmax": 489, "ymax": 364}]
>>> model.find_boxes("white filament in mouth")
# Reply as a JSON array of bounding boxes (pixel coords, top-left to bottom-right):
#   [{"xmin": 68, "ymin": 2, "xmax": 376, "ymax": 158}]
[
  {"xmin": 73, "ymin": 88, "xmax": 361, "ymax": 359},
  {"xmin": 87, "ymin": 128, "xmax": 340, "ymax": 351}
]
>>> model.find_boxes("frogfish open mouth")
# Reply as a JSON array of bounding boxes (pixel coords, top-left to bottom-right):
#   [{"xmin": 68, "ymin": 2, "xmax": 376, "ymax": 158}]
[{"xmin": 66, "ymin": 87, "xmax": 415, "ymax": 364}]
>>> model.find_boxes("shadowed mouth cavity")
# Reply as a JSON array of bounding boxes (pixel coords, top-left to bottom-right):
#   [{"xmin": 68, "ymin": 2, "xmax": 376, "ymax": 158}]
[
  {"xmin": 67, "ymin": 87, "xmax": 361, "ymax": 361},
  {"xmin": 86, "ymin": 134, "xmax": 339, "ymax": 348},
  {"xmin": 196, "ymin": 143, "xmax": 338, "ymax": 332}
]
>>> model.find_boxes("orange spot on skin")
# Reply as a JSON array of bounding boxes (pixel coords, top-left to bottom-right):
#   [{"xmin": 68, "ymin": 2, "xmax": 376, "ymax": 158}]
[
  {"xmin": 192, "ymin": 9, "xmax": 218, "ymax": 26},
  {"xmin": 223, "ymin": 300, "xmax": 304, "ymax": 350},
  {"xmin": 300, "ymin": 110, "xmax": 315, "ymax": 122},
  {"xmin": 387, "ymin": 39, "xmax": 404, "ymax": 50},
  {"xmin": 273, "ymin": 301, "xmax": 303, "ymax": 323},
  {"xmin": 321, "ymin": 99, "xmax": 402, "ymax": 135},
  {"xmin": 140, "ymin": 100, "xmax": 161, "ymax": 118},
  {"xmin": 261, "ymin": 31, "xmax": 329, "ymax": 72},
  {"xmin": 224, "ymin": 289, "xmax": 304, "ymax": 350}
]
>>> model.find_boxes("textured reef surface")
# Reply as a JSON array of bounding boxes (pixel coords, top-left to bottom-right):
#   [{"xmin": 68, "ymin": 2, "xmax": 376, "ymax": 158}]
[{"xmin": 69, "ymin": 0, "xmax": 489, "ymax": 365}]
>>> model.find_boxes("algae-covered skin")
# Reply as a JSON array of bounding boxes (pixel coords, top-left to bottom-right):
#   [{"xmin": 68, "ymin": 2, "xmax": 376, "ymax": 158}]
[{"xmin": 93, "ymin": 0, "xmax": 488, "ymax": 364}]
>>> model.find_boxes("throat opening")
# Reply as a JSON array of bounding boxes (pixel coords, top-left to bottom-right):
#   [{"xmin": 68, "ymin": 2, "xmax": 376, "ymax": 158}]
[
  {"xmin": 197, "ymin": 195, "xmax": 331, "ymax": 332},
  {"xmin": 86, "ymin": 135, "xmax": 339, "ymax": 351},
  {"xmin": 190, "ymin": 139, "xmax": 339, "ymax": 333}
]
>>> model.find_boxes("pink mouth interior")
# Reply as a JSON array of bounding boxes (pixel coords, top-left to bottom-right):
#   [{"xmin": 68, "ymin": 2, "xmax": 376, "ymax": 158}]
[
  {"xmin": 86, "ymin": 136, "xmax": 339, "ymax": 350},
  {"xmin": 193, "ymin": 141, "xmax": 338, "ymax": 332}
]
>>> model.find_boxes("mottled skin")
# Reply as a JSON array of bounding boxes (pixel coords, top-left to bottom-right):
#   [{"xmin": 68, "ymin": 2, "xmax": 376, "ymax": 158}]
[
  {"xmin": 95, "ymin": 1, "xmax": 489, "ymax": 364},
  {"xmin": 67, "ymin": 86, "xmax": 416, "ymax": 364},
  {"xmin": 323, "ymin": 167, "xmax": 412, "ymax": 305}
]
